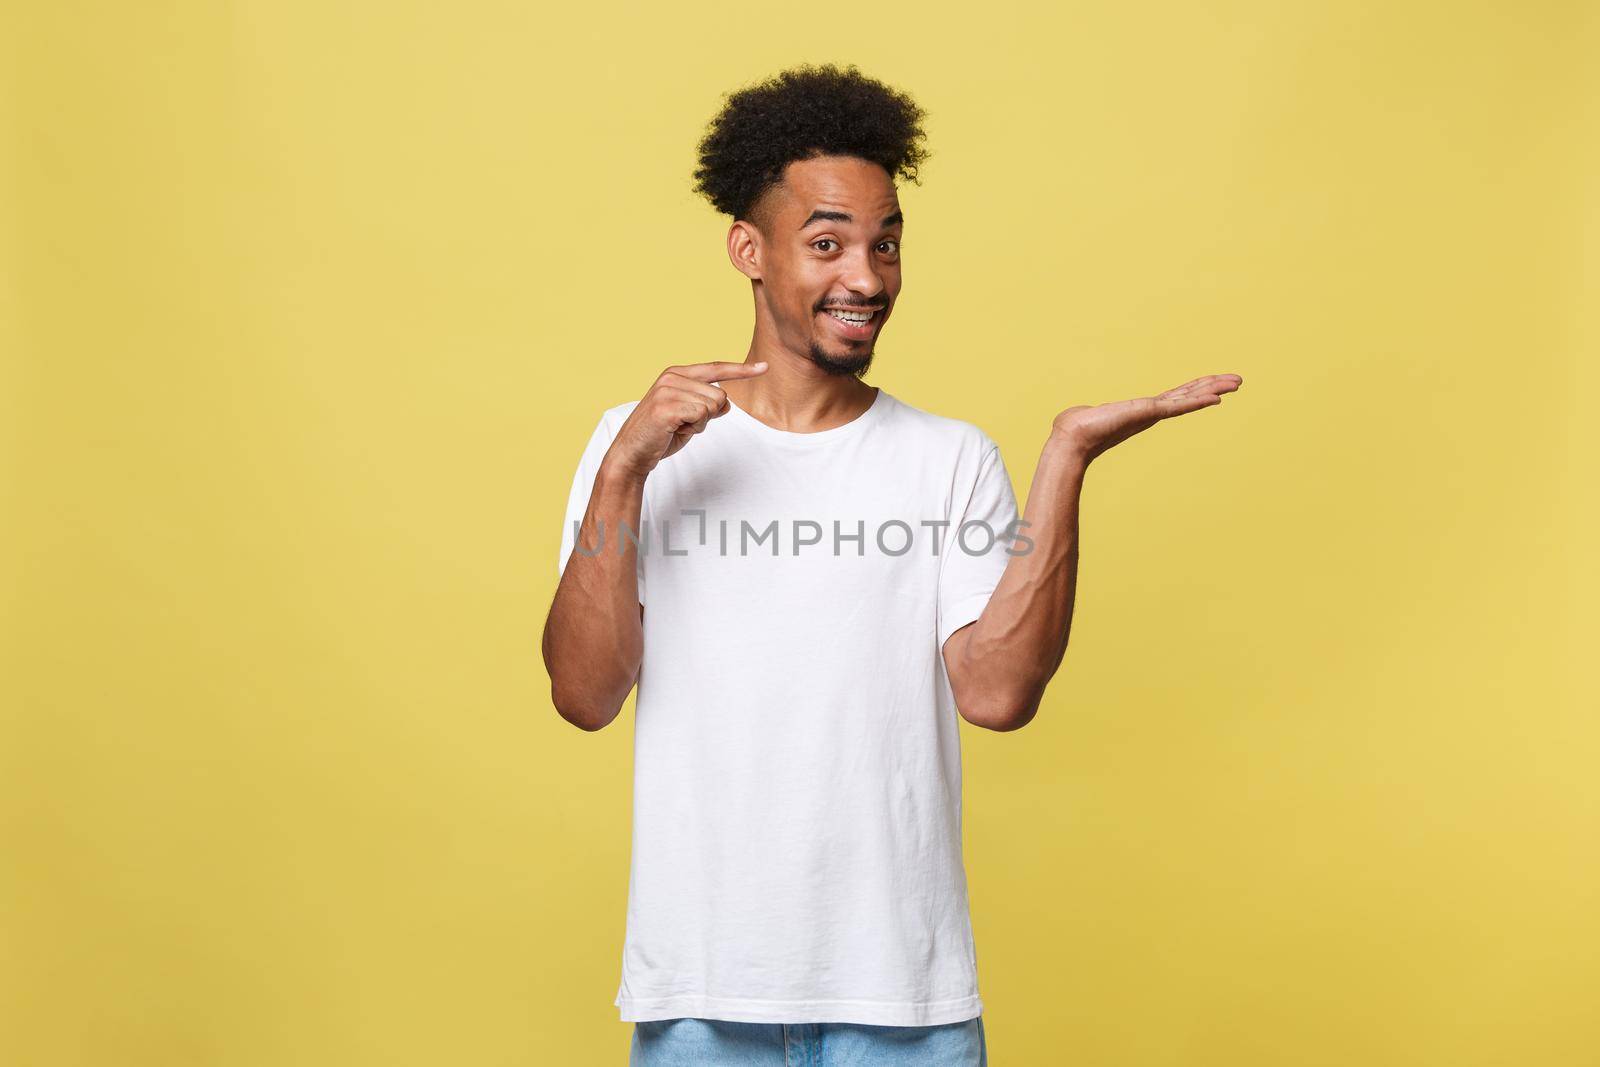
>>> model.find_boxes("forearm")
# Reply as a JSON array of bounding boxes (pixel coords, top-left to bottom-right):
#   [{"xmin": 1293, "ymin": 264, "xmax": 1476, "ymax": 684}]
[
  {"xmin": 542, "ymin": 460, "xmax": 648, "ymax": 730},
  {"xmin": 945, "ymin": 435, "xmax": 1088, "ymax": 730}
]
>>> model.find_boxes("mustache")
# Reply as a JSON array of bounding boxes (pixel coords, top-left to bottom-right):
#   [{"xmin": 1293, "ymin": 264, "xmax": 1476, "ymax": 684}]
[{"xmin": 815, "ymin": 298, "xmax": 886, "ymax": 310}]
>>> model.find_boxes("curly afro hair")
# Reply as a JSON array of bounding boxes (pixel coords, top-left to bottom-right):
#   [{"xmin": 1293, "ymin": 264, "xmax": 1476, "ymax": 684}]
[{"xmin": 692, "ymin": 63, "xmax": 930, "ymax": 226}]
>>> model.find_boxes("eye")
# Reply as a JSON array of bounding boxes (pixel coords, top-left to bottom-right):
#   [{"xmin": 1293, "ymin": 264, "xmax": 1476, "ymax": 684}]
[
  {"xmin": 877, "ymin": 239, "xmax": 900, "ymax": 255},
  {"xmin": 812, "ymin": 238, "xmax": 838, "ymax": 253}
]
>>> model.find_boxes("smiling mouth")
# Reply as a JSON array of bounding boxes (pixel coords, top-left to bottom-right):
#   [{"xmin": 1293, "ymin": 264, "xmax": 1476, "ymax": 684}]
[{"xmin": 818, "ymin": 306, "xmax": 883, "ymax": 338}]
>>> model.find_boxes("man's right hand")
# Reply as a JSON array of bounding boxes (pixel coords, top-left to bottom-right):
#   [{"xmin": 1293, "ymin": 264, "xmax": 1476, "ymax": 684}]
[{"xmin": 605, "ymin": 361, "xmax": 769, "ymax": 479}]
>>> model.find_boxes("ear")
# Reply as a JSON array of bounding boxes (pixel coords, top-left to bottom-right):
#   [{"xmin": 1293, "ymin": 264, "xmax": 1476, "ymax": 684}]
[{"xmin": 727, "ymin": 220, "xmax": 763, "ymax": 281}]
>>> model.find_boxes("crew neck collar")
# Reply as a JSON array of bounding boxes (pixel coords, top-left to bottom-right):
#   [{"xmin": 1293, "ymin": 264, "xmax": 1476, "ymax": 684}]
[{"xmin": 720, "ymin": 386, "xmax": 889, "ymax": 447}]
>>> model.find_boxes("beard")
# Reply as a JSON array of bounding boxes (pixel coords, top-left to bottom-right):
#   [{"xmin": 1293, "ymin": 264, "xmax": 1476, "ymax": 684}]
[{"xmin": 806, "ymin": 338, "xmax": 874, "ymax": 378}]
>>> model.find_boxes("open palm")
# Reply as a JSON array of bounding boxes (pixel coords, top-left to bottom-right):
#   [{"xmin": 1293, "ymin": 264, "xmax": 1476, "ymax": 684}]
[{"xmin": 1052, "ymin": 374, "xmax": 1243, "ymax": 464}]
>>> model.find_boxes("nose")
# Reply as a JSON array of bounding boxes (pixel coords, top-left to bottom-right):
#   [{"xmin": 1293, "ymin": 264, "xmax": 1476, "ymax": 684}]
[{"xmin": 838, "ymin": 244, "xmax": 885, "ymax": 303}]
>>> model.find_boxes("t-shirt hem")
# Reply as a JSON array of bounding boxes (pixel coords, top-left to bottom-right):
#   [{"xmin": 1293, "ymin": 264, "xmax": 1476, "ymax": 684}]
[{"xmin": 617, "ymin": 992, "xmax": 984, "ymax": 1026}]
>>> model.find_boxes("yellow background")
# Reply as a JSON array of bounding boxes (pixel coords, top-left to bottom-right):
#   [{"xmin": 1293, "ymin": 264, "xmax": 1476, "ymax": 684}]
[{"xmin": 5, "ymin": 1, "xmax": 1596, "ymax": 1063}]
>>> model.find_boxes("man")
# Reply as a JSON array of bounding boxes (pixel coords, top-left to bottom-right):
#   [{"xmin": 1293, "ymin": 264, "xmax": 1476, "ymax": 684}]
[{"xmin": 543, "ymin": 64, "xmax": 1242, "ymax": 1065}]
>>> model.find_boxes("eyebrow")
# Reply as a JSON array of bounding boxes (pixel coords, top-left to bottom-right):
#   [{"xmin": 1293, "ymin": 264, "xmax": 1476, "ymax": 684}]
[{"xmin": 799, "ymin": 209, "xmax": 904, "ymax": 230}]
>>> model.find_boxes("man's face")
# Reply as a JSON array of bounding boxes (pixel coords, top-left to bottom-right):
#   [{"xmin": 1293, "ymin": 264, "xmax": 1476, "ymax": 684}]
[{"xmin": 745, "ymin": 155, "xmax": 903, "ymax": 377}]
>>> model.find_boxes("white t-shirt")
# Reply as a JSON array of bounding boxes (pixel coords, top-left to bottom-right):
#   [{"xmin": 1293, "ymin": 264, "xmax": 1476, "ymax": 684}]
[{"xmin": 556, "ymin": 385, "xmax": 1022, "ymax": 1026}]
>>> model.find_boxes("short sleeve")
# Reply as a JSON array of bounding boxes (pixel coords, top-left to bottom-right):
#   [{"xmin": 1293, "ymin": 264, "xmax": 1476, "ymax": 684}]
[
  {"xmin": 936, "ymin": 441, "xmax": 1020, "ymax": 649},
  {"xmin": 557, "ymin": 407, "xmax": 647, "ymax": 606}
]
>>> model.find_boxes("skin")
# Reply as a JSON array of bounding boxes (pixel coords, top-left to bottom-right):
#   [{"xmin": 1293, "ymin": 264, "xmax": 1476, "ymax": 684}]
[
  {"xmin": 541, "ymin": 153, "xmax": 1243, "ymax": 731},
  {"xmin": 718, "ymin": 153, "xmax": 904, "ymax": 425}
]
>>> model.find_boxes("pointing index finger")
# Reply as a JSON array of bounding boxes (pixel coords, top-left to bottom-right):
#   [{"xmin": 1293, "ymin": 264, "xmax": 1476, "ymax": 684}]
[{"xmin": 673, "ymin": 361, "xmax": 769, "ymax": 383}]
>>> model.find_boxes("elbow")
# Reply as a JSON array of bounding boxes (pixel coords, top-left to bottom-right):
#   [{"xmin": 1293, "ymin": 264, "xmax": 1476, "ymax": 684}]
[
  {"xmin": 967, "ymin": 704, "xmax": 1039, "ymax": 733},
  {"xmin": 1005, "ymin": 702, "xmax": 1043, "ymax": 731},
  {"xmin": 959, "ymin": 686, "xmax": 1045, "ymax": 733},
  {"xmin": 550, "ymin": 681, "xmax": 622, "ymax": 732},
  {"xmin": 944, "ymin": 628, "xmax": 1054, "ymax": 733},
  {"xmin": 545, "ymin": 646, "xmax": 631, "ymax": 732},
  {"xmin": 541, "ymin": 620, "xmax": 638, "ymax": 732},
  {"xmin": 546, "ymin": 652, "xmax": 639, "ymax": 732}
]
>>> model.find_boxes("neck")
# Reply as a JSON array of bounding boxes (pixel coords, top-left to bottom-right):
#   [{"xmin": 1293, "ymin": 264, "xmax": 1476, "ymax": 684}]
[{"xmin": 719, "ymin": 321, "xmax": 877, "ymax": 434}]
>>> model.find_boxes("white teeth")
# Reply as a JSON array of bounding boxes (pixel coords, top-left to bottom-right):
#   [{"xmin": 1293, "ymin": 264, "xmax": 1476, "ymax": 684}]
[{"xmin": 826, "ymin": 310, "xmax": 873, "ymax": 325}]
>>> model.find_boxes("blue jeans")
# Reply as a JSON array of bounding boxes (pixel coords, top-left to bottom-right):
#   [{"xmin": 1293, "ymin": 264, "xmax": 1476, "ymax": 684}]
[{"xmin": 629, "ymin": 1016, "xmax": 987, "ymax": 1065}]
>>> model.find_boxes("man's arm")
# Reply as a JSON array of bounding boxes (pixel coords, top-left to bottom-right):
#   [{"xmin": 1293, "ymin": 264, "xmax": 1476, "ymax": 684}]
[
  {"xmin": 541, "ymin": 360, "xmax": 769, "ymax": 731},
  {"xmin": 943, "ymin": 373, "xmax": 1243, "ymax": 732},
  {"xmin": 543, "ymin": 462, "xmax": 649, "ymax": 732},
  {"xmin": 942, "ymin": 438, "xmax": 1084, "ymax": 732}
]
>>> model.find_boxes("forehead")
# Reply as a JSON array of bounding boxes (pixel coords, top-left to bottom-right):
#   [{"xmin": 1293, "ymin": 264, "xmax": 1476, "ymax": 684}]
[{"xmin": 772, "ymin": 155, "xmax": 900, "ymax": 221}]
